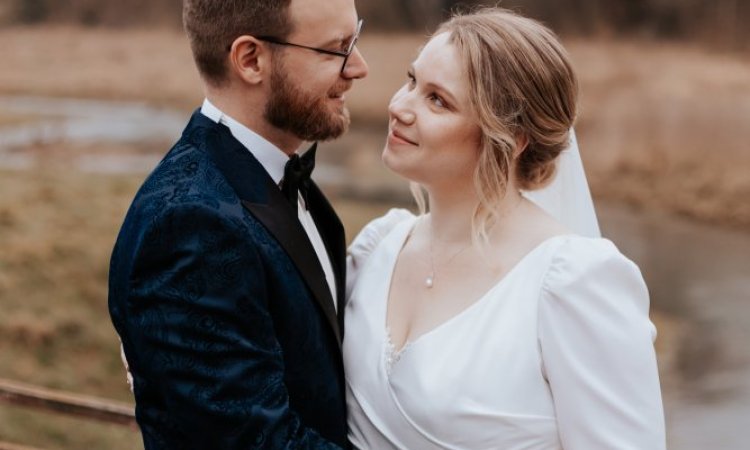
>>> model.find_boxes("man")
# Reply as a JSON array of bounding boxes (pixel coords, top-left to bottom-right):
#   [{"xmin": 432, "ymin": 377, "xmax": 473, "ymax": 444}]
[{"xmin": 108, "ymin": 0, "xmax": 367, "ymax": 447}]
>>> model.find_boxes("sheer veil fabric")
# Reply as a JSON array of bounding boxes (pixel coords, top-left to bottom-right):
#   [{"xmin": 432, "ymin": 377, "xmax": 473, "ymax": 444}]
[{"xmin": 522, "ymin": 131, "xmax": 601, "ymax": 238}]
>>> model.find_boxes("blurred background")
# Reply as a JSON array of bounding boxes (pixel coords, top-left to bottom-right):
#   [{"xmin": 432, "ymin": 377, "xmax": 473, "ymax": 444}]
[{"xmin": 0, "ymin": 0, "xmax": 748, "ymax": 448}]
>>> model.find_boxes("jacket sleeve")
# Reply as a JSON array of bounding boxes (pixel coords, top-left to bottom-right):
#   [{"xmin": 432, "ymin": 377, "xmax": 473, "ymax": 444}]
[{"xmin": 122, "ymin": 202, "xmax": 342, "ymax": 449}]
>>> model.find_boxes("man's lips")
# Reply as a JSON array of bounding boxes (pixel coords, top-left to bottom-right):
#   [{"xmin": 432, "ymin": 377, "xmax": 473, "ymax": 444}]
[{"xmin": 329, "ymin": 82, "xmax": 353, "ymax": 100}]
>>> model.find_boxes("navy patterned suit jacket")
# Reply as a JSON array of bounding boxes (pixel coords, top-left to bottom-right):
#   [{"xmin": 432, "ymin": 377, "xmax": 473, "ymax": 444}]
[{"xmin": 109, "ymin": 110, "xmax": 348, "ymax": 449}]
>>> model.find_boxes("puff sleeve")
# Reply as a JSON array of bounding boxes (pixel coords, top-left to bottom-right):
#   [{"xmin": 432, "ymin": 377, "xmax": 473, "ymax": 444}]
[
  {"xmin": 538, "ymin": 238, "xmax": 666, "ymax": 449},
  {"xmin": 346, "ymin": 208, "xmax": 414, "ymax": 302}
]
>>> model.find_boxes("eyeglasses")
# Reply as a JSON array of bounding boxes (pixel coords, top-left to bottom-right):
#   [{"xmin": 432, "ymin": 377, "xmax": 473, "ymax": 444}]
[{"xmin": 256, "ymin": 19, "xmax": 363, "ymax": 74}]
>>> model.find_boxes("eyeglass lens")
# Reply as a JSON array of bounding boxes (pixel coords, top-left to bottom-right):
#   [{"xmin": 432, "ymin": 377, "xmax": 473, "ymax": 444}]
[{"xmin": 340, "ymin": 20, "xmax": 363, "ymax": 73}]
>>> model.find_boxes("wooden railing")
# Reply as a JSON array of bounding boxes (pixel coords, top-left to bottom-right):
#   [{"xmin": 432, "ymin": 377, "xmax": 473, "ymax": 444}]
[
  {"xmin": 0, "ymin": 377, "xmax": 136, "ymax": 450},
  {"xmin": 0, "ymin": 442, "xmax": 46, "ymax": 450}
]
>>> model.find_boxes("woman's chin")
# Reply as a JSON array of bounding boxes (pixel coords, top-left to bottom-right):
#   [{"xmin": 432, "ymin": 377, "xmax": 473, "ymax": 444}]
[
  {"xmin": 382, "ymin": 146, "xmax": 403, "ymax": 173},
  {"xmin": 382, "ymin": 150, "xmax": 423, "ymax": 184}
]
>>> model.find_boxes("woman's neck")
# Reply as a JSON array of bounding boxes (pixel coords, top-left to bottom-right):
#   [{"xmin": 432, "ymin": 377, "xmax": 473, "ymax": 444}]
[{"xmin": 425, "ymin": 179, "xmax": 523, "ymax": 244}]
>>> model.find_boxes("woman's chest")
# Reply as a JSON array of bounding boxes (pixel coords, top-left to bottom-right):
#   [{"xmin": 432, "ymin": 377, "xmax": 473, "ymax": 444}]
[{"xmin": 347, "ymin": 280, "xmax": 560, "ymax": 448}]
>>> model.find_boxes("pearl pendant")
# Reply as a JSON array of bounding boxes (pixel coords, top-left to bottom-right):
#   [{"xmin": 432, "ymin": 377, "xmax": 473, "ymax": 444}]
[{"xmin": 425, "ymin": 275, "xmax": 434, "ymax": 288}]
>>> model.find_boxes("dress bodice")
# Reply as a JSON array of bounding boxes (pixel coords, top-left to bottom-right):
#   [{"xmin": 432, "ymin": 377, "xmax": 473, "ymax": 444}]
[{"xmin": 343, "ymin": 210, "xmax": 665, "ymax": 450}]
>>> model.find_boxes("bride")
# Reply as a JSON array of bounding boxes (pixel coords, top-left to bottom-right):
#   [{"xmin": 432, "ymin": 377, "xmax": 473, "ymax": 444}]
[{"xmin": 343, "ymin": 7, "xmax": 665, "ymax": 449}]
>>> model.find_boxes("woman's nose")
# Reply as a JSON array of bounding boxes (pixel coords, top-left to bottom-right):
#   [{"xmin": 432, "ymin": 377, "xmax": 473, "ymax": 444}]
[{"xmin": 388, "ymin": 88, "xmax": 416, "ymax": 125}]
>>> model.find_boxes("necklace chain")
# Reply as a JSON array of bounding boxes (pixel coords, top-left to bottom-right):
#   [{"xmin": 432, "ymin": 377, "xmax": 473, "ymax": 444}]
[
  {"xmin": 425, "ymin": 219, "xmax": 472, "ymax": 289},
  {"xmin": 422, "ymin": 194, "xmax": 524, "ymax": 289}
]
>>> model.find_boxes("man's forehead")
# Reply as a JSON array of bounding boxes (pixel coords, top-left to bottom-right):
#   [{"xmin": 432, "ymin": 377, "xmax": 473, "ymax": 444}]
[{"xmin": 288, "ymin": 0, "xmax": 357, "ymax": 36}]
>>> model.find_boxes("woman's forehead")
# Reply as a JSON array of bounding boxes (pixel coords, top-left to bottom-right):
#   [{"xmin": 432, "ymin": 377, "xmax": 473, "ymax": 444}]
[{"xmin": 413, "ymin": 33, "xmax": 469, "ymax": 102}]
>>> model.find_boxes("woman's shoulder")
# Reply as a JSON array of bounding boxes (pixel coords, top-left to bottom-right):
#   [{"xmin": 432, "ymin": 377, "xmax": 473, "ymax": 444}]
[
  {"xmin": 553, "ymin": 234, "xmax": 634, "ymax": 267},
  {"xmin": 542, "ymin": 235, "xmax": 645, "ymax": 292},
  {"xmin": 346, "ymin": 209, "xmax": 417, "ymax": 300},
  {"xmin": 348, "ymin": 208, "xmax": 416, "ymax": 261},
  {"xmin": 539, "ymin": 234, "xmax": 649, "ymax": 311},
  {"xmin": 537, "ymin": 234, "xmax": 655, "ymax": 361}
]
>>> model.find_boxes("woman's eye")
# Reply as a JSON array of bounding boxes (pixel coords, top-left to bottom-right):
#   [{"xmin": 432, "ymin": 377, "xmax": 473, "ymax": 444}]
[
  {"xmin": 429, "ymin": 93, "xmax": 445, "ymax": 108},
  {"xmin": 406, "ymin": 72, "xmax": 416, "ymax": 88}
]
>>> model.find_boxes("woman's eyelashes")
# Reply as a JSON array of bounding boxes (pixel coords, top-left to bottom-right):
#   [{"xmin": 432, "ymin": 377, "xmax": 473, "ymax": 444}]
[
  {"xmin": 406, "ymin": 71, "xmax": 448, "ymax": 109},
  {"xmin": 428, "ymin": 93, "xmax": 446, "ymax": 108},
  {"xmin": 406, "ymin": 71, "xmax": 416, "ymax": 88}
]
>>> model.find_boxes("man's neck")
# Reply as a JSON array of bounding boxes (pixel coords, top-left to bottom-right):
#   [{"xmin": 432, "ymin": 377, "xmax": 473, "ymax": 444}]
[{"xmin": 206, "ymin": 91, "xmax": 302, "ymax": 156}]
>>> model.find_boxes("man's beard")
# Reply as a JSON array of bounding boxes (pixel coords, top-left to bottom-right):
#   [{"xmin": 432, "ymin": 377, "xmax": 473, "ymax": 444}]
[{"xmin": 264, "ymin": 62, "xmax": 351, "ymax": 142}]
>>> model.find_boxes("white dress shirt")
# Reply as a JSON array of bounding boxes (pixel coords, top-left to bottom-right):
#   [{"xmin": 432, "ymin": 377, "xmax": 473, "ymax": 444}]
[{"xmin": 201, "ymin": 99, "xmax": 338, "ymax": 311}]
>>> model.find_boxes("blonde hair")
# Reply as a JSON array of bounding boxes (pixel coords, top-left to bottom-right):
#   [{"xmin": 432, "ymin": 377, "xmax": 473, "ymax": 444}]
[{"xmin": 415, "ymin": 7, "xmax": 578, "ymax": 242}]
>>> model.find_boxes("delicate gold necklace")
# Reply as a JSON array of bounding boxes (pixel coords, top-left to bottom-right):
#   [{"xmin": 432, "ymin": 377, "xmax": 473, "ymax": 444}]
[
  {"xmin": 425, "ymin": 219, "xmax": 472, "ymax": 289},
  {"xmin": 423, "ymin": 195, "xmax": 524, "ymax": 289}
]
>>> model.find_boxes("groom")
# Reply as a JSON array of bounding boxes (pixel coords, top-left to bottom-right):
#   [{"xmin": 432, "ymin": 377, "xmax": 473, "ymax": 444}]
[{"xmin": 108, "ymin": 0, "xmax": 367, "ymax": 448}]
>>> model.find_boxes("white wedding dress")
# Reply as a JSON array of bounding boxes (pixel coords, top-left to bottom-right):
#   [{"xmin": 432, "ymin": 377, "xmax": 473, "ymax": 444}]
[{"xmin": 343, "ymin": 209, "xmax": 665, "ymax": 450}]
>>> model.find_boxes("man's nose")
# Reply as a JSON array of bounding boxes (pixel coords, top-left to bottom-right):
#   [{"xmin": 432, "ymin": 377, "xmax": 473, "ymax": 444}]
[{"xmin": 342, "ymin": 46, "xmax": 368, "ymax": 79}]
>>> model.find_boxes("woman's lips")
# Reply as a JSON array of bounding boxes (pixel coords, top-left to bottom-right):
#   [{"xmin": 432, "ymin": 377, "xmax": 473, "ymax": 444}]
[{"xmin": 389, "ymin": 129, "xmax": 417, "ymax": 145}]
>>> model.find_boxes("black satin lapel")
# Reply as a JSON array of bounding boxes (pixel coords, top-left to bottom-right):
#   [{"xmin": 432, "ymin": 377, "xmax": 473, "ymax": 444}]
[
  {"xmin": 198, "ymin": 118, "xmax": 342, "ymax": 345},
  {"xmin": 241, "ymin": 199, "xmax": 342, "ymax": 345},
  {"xmin": 307, "ymin": 183, "xmax": 347, "ymax": 329}
]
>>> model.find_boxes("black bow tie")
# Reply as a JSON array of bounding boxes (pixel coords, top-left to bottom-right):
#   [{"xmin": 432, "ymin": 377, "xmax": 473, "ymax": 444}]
[{"xmin": 281, "ymin": 143, "xmax": 317, "ymax": 209}]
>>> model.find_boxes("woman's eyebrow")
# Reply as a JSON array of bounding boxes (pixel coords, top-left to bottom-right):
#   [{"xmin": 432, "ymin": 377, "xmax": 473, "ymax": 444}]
[{"xmin": 411, "ymin": 65, "xmax": 459, "ymax": 106}]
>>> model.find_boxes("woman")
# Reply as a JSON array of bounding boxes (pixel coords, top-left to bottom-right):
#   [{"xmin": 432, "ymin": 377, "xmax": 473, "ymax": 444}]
[{"xmin": 343, "ymin": 8, "xmax": 665, "ymax": 449}]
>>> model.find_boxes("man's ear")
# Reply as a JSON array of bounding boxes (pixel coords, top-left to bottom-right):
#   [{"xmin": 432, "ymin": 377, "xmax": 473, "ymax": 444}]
[{"xmin": 228, "ymin": 36, "xmax": 269, "ymax": 85}]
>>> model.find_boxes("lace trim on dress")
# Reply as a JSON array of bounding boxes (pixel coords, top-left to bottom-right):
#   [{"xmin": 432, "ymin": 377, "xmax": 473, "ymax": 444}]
[{"xmin": 384, "ymin": 326, "xmax": 411, "ymax": 376}]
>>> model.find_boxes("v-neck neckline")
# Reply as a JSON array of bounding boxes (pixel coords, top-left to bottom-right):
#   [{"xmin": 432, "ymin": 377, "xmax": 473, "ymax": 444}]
[{"xmin": 382, "ymin": 219, "xmax": 570, "ymax": 362}]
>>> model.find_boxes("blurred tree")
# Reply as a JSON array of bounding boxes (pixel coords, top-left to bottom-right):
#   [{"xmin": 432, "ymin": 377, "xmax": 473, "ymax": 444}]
[
  {"xmin": 16, "ymin": 0, "xmax": 48, "ymax": 24},
  {"xmin": 396, "ymin": 0, "xmax": 456, "ymax": 30},
  {"xmin": 2, "ymin": 0, "xmax": 747, "ymax": 49}
]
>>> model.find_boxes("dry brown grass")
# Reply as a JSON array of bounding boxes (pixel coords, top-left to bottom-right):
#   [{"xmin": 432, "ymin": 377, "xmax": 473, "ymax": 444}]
[
  {"xmin": 1, "ymin": 27, "xmax": 747, "ymax": 229},
  {"xmin": 0, "ymin": 26, "xmax": 202, "ymax": 109},
  {"xmin": 0, "ymin": 168, "xmax": 143, "ymax": 397},
  {"xmin": 568, "ymin": 39, "xmax": 750, "ymax": 229},
  {"xmin": 0, "ymin": 168, "xmax": 145, "ymax": 448}
]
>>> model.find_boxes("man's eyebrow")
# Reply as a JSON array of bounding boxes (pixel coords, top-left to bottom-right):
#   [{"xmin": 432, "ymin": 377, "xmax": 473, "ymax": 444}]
[
  {"xmin": 319, "ymin": 20, "xmax": 360, "ymax": 48},
  {"xmin": 319, "ymin": 36, "xmax": 345, "ymax": 48}
]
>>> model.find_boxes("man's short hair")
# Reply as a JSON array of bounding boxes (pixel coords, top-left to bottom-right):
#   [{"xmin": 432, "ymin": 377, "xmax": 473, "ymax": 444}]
[{"xmin": 183, "ymin": 0, "xmax": 293, "ymax": 86}]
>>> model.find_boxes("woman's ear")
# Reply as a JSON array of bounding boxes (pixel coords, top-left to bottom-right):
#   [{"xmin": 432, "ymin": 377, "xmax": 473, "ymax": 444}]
[
  {"xmin": 513, "ymin": 133, "xmax": 529, "ymax": 158},
  {"xmin": 228, "ymin": 36, "xmax": 268, "ymax": 85}
]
